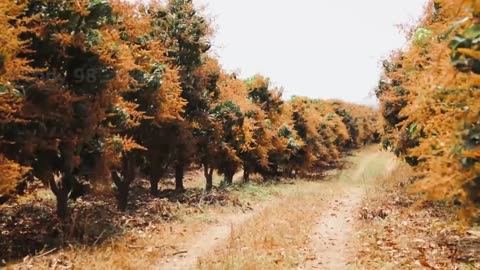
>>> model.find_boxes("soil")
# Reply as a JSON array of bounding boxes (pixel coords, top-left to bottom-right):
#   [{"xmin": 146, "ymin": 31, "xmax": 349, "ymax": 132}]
[
  {"xmin": 158, "ymin": 149, "xmax": 395, "ymax": 270},
  {"xmin": 304, "ymin": 152, "xmax": 383, "ymax": 269}
]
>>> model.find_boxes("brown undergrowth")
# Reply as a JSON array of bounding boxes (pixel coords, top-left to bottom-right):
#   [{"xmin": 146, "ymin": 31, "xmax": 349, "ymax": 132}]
[
  {"xmin": 1, "ymin": 147, "xmax": 383, "ymax": 270},
  {"xmin": 196, "ymin": 181, "xmax": 337, "ymax": 270},
  {"xmin": 1, "ymin": 168, "xmax": 327, "ymax": 269},
  {"xmin": 0, "ymin": 171, "xmax": 241, "ymax": 268},
  {"xmin": 356, "ymin": 164, "xmax": 480, "ymax": 269}
]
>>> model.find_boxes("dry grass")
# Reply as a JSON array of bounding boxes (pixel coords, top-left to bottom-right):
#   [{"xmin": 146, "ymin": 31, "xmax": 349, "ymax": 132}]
[
  {"xmin": 12, "ymin": 221, "xmax": 198, "ymax": 269},
  {"xmin": 196, "ymin": 148, "xmax": 394, "ymax": 270},
  {"xmin": 4, "ymin": 147, "xmax": 394, "ymax": 270},
  {"xmin": 5, "ymin": 202, "xmax": 233, "ymax": 270},
  {"xmin": 4, "ymin": 175, "xmax": 310, "ymax": 269},
  {"xmin": 197, "ymin": 181, "xmax": 340, "ymax": 270},
  {"xmin": 2, "ymin": 171, "xmax": 240, "ymax": 269},
  {"xmin": 355, "ymin": 164, "xmax": 480, "ymax": 269}
]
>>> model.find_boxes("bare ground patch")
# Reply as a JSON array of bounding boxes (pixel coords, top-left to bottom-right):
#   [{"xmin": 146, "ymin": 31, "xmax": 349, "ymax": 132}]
[{"xmin": 197, "ymin": 148, "xmax": 396, "ymax": 270}]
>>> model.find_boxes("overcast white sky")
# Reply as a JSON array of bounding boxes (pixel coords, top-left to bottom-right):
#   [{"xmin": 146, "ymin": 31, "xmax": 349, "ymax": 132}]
[{"xmin": 199, "ymin": 0, "xmax": 428, "ymax": 104}]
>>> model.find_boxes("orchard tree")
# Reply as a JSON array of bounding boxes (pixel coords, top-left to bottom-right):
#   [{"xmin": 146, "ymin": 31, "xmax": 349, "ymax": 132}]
[
  {"xmin": 288, "ymin": 97, "xmax": 325, "ymax": 174},
  {"xmin": 212, "ymin": 73, "xmax": 258, "ymax": 185},
  {"xmin": 190, "ymin": 58, "xmax": 223, "ymax": 191},
  {"xmin": 374, "ymin": 0, "xmax": 480, "ymax": 214},
  {"xmin": 113, "ymin": 2, "xmax": 187, "ymax": 198},
  {"xmin": 14, "ymin": 0, "xmax": 122, "ymax": 218},
  {"xmin": 243, "ymin": 75, "xmax": 287, "ymax": 182},
  {"xmin": 0, "ymin": 1, "xmax": 33, "ymax": 199},
  {"xmin": 12, "ymin": 0, "xmax": 151, "ymax": 217},
  {"xmin": 162, "ymin": 0, "xmax": 212, "ymax": 191}
]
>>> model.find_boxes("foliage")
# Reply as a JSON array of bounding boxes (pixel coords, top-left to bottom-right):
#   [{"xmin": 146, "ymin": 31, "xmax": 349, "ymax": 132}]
[
  {"xmin": 376, "ymin": 0, "xmax": 480, "ymax": 216},
  {"xmin": 0, "ymin": 0, "xmax": 379, "ymax": 220},
  {"xmin": 0, "ymin": 156, "xmax": 29, "ymax": 195},
  {"xmin": 0, "ymin": 1, "xmax": 34, "ymax": 197}
]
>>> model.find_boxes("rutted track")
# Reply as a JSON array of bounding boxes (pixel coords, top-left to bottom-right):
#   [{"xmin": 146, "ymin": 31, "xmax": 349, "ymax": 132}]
[{"xmin": 157, "ymin": 148, "xmax": 396, "ymax": 269}]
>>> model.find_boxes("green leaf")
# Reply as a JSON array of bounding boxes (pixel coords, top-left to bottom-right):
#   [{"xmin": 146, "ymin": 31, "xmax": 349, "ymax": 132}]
[
  {"xmin": 464, "ymin": 24, "xmax": 480, "ymax": 39},
  {"xmin": 413, "ymin": 27, "xmax": 433, "ymax": 47},
  {"xmin": 408, "ymin": 123, "xmax": 417, "ymax": 136},
  {"xmin": 449, "ymin": 35, "xmax": 469, "ymax": 50}
]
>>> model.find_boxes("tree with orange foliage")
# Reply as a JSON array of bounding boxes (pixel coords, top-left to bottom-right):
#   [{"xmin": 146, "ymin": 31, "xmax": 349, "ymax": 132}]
[
  {"xmin": 189, "ymin": 57, "xmax": 223, "ymax": 191},
  {"xmin": 104, "ymin": 1, "xmax": 187, "ymax": 202},
  {"xmin": 0, "ymin": 1, "xmax": 33, "ymax": 200},
  {"xmin": 0, "ymin": 0, "xmax": 383, "ymax": 222},
  {"xmin": 153, "ymin": 0, "xmax": 212, "ymax": 192},
  {"xmin": 377, "ymin": 0, "xmax": 480, "ymax": 217},
  {"xmin": 210, "ymin": 73, "xmax": 252, "ymax": 185},
  {"xmin": 244, "ymin": 75, "xmax": 291, "ymax": 182},
  {"xmin": 6, "ymin": 0, "xmax": 153, "ymax": 216},
  {"xmin": 288, "ymin": 97, "xmax": 327, "ymax": 174}
]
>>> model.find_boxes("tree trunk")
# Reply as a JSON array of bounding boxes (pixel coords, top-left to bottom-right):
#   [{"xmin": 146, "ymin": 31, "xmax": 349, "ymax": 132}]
[
  {"xmin": 149, "ymin": 177, "xmax": 159, "ymax": 196},
  {"xmin": 224, "ymin": 170, "xmax": 234, "ymax": 186},
  {"xmin": 243, "ymin": 170, "xmax": 250, "ymax": 184},
  {"xmin": 204, "ymin": 165, "xmax": 214, "ymax": 191},
  {"xmin": 112, "ymin": 155, "xmax": 136, "ymax": 212},
  {"xmin": 117, "ymin": 182, "xmax": 129, "ymax": 212},
  {"xmin": 112, "ymin": 171, "xmax": 131, "ymax": 212},
  {"xmin": 51, "ymin": 141, "xmax": 76, "ymax": 220},
  {"xmin": 149, "ymin": 163, "xmax": 168, "ymax": 196},
  {"xmin": 56, "ymin": 191, "xmax": 69, "ymax": 220},
  {"xmin": 287, "ymin": 168, "xmax": 294, "ymax": 179},
  {"xmin": 272, "ymin": 164, "xmax": 279, "ymax": 178},
  {"xmin": 175, "ymin": 163, "xmax": 185, "ymax": 192},
  {"xmin": 48, "ymin": 173, "xmax": 69, "ymax": 220}
]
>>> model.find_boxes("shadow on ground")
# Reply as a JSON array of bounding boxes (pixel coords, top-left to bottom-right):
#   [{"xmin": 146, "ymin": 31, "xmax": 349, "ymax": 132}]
[{"xmin": 0, "ymin": 181, "xmax": 238, "ymax": 264}]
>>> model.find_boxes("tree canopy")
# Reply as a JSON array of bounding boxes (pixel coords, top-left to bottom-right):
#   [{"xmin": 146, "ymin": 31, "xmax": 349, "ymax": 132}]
[
  {"xmin": 0, "ymin": 0, "xmax": 380, "ymax": 218},
  {"xmin": 376, "ymin": 0, "xmax": 480, "ymax": 218}
]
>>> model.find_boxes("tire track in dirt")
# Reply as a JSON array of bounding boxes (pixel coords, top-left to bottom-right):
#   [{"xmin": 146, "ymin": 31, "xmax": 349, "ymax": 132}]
[
  {"xmin": 157, "ymin": 149, "xmax": 394, "ymax": 270},
  {"xmin": 156, "ymin": 204, "xmax": 268, "ymax": 269},
  {"xmin": 302, "ymin": 151, "xmax": 394, "ymax": 269}
]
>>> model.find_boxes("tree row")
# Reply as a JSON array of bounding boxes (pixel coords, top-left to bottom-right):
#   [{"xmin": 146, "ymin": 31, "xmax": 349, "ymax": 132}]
[
  {"xmin": 376, "ymin": 0, "xmax": 480, "ymax": 216},
  {"xmin": 0, "ymin": 0, "xmax": 380, "ymax": 219}
]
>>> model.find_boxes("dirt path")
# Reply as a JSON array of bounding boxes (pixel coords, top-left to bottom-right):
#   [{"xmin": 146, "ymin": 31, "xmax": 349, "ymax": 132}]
[
  {"xmin": 157, "ymin": 204, "xmax": 268, "ymax": 269},
  {"xmin": 304, "ymin": 152, "xmax": 383, "ymax": 269},
  {"xmin": 158, "ymin": 148, "xmax": 395, "ymax": 270}
]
